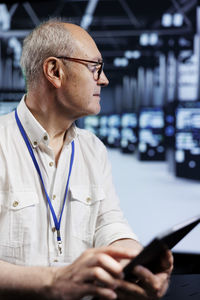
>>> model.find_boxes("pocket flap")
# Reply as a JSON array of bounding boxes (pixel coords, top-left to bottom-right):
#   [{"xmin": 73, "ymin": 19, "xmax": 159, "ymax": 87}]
[
  {"xmin": 69, "ymin": 185, "xmax": 105, "ymax": 205},
  {"xmin": 0, "ymin": 191, "xmax": 39, "ymax": 210}
]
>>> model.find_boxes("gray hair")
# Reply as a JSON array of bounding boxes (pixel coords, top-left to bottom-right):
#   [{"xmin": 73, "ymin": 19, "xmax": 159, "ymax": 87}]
[{"xmin": 20, "ymin": 19, "xmax": 75, "ymax": 89}]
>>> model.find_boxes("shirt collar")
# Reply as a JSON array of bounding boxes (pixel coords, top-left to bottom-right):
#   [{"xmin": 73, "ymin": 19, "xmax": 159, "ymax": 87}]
[{"xmin": 17, "ymin": 95, "xmax": 78, "ymax": 148}]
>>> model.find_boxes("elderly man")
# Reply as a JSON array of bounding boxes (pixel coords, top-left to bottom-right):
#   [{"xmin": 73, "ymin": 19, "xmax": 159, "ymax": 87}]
[{"xmin": 0, "ymin": 20, "xmax": 172, "ymax": 299}]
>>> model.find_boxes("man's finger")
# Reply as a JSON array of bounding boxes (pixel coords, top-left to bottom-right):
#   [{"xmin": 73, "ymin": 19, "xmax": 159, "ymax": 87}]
[
  {"xmin": 81, "ymin": 266, "xmax": 119, "ymax": 289},
  {"xmin": 160, "ymin": 250, "xmax": 174, "ymax": 273},
  {"xmin": 133, "ymin": 265, "xmax": 169, "ymax": 298},
  {"xmin": 116, "ymin": 278, "xmax": 149, "ymax": 300},
  {"xmin": 99, "ymin": 246, "xmax": 139, "ymax": 259}
]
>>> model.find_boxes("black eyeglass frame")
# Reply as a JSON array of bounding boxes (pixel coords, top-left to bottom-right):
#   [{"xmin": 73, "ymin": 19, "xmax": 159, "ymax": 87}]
[{"xmin": 56, "ymin": 56, "xmax": 104, "ymax": 81}]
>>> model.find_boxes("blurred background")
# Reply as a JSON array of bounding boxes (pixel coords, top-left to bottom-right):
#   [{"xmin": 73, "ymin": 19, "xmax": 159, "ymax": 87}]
[{"xmin": 0, "ymin": 0, "xmax": 200, "ymax": 261}]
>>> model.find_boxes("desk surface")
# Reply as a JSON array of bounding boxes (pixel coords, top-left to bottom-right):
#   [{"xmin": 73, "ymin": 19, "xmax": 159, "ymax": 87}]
[{"xmin": 163, "ymin": 274, "xmax": 200, "ymax": 300}]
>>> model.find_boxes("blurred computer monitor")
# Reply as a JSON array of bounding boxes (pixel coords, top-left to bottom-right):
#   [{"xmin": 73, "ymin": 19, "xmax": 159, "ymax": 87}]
[
  {"xmin": 106, "ymin": 114, "xmax": 121, "ymax": 148},
  {"xmin": 98, "ymin": 115, "xmax": 109, "ymax": 145},
  {"xmin": 120, "ymin": 113, "xmax": 138, "ymax": 153},
  {"xmin": 175, "ymin": 101, "xmax": 200, "ymax": 180},
  {"xmin": 138, "ymin": 107, "xmax": 165, "ymax": 161},
  {"xmin": 83, "ymin": 115, "xmax": 99, "ymax": 136},
  {"xmin": 164, "ymin": 102, "xmax": 176, "ymax": 148}
]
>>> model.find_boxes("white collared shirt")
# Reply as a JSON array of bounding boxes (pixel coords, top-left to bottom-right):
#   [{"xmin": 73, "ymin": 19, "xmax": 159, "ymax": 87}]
[{"xmin": 0, "ymin": 96, "xmax": 137, "ymax": 266}]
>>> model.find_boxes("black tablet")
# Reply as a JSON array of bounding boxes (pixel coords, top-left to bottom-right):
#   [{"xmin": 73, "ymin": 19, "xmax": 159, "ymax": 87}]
[{"xmin": 123, "ymin": 215, "xmax": 200, "ymax": 281}]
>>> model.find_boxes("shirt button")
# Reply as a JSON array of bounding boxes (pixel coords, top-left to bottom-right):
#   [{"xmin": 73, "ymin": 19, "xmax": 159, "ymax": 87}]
[
  {"xmin": 13, "ymin": 201, "xmax": 19, "ymax": 207},
  {"xmin": 33, "ymin": 141, "xmax": 37, "ymax": 146},
  {"xmin": 49, "ymin": 162, "xmax": 54, "ymax": 167},
  {"xmin": 52, "ymin": 227, "xmax": 56, "ymax": 233},
  {"xmin": 54, "ymin": 259, "xmax": 58, "ymax": 262},
  {"xmin": 52, "ymin": 194, "xmax": 56, "ymax": 200},
  {"xmin": 86, "ymin": 197, "xmax": 91, "ymax": 204},
  {"xmin": 43, "ymin": 135, "xmax": 48, "ymax": 141}
]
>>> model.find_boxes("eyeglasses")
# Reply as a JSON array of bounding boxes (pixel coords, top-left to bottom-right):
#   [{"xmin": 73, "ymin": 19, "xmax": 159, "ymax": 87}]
[{"xmin": 56, "ymin": 56, "xmax": 104, "ymax": 81}]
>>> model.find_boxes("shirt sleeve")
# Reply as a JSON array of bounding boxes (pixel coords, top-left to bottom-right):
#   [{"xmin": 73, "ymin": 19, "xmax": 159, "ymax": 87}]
[{"xmin": 94, "ymin": 140, "xmax": 138, "ymax": 247}]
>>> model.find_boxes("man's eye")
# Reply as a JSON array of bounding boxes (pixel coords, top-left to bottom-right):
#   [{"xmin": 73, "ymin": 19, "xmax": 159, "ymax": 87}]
[
  {"xmin": 89, "ymin": 64, "xmax": 98, "ymax": 71},
  {"xmin": 91, "ymin": 63, "xmax": 98, "ymax": 68}
]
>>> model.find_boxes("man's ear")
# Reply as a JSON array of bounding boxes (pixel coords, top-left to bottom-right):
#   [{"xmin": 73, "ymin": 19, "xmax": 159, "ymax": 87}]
[{"xmin": 43, "ymin": 57, "xmax": 64, "ymax": 88}]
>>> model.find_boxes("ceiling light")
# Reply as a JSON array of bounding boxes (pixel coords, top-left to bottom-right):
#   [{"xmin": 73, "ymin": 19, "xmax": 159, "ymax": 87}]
[
  {"xmin": 173, "ymin": 13, "xmax": 183, "ymax": 27},
  {"xmin": 149, "ymin": 33, "xmax": 158, "ymax": 45},
  {"xmin": 114, "ymin": 57, "xmax": 128, "ymax": 67},
  {"xmin": 162, "ymin": 13, "xmax": 172, "ymax": 27},
  {"xmin": 124, "ymin": 50, "xmax": 132, "ymax": 59},
  {"xmin": 124, "ymin": 50, "xmax": 141, "ymax": 59},
  {"xmin": 140, "ymin": 33, "xmax": 149, "ymax": 46},
  {"xmin": 121, "ymin": 58, "xmax": 129, "ymax": 67},
  {"xmin": 132, "ymin": 50, "xmax": 141, "ymax": 59},
  {"xmin": 81, "ymin": 15, "xmax": 92, "ymax": 29}
]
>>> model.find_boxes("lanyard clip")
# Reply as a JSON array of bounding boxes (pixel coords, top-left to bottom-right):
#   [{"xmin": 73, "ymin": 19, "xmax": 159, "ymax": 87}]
[
  {"xmin": 57, "ymin": 240, "xmax": 62, "ymax": 255},
  {"xmin": 57, "ymin": 230, "xmax": 62, "ymax": 255}
]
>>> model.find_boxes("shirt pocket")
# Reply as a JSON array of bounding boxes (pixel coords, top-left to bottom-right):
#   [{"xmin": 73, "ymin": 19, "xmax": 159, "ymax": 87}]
[
  {"xmin": 0, "ymin": 191, "xmax": 39, "ymax": 248},
  {"xmin": 69, "ymin": 185, "xmax": 105, "ymax": 244}
]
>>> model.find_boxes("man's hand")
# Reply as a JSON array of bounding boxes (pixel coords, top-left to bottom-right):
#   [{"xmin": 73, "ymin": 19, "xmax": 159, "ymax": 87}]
[
  {"xmin": 48, "ymin": 247, "xmax": 135, "ymax": 300},
  {"xmin": 116, "ymin": 250, "xmax": 173, "ymax": 300},
  {"xmin": 0, "ymin": 245, "xmax": 172, "ymax": 300}
]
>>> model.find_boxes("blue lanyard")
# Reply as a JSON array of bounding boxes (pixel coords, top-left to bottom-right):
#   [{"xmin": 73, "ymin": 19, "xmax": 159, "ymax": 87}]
[{"xmin": 15, "ymin": 109, "xmax": 75, "ymax": 253}]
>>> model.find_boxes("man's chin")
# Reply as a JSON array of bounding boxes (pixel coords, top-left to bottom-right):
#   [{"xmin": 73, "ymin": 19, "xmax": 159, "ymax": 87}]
[{"xmin": 88, "ymin": 105, "xmax": 101, "ymax": 116}]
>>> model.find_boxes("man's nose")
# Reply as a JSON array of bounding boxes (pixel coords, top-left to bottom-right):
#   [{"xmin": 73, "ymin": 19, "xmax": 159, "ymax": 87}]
[{"xmin": 98, "ymin": 71, "xmax": 109, "ymax": 87}]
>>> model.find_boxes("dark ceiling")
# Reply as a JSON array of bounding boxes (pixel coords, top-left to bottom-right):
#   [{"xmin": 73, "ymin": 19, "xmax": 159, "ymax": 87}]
[{"xmin": 1, "ymin": 0, "xmax": 198, "ymax": 83}]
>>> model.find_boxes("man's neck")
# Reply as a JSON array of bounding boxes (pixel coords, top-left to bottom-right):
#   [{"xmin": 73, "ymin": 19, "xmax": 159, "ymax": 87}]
[{"xmin": 25, "ymin": 93, "xmax": 74, "ymax": 165}]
